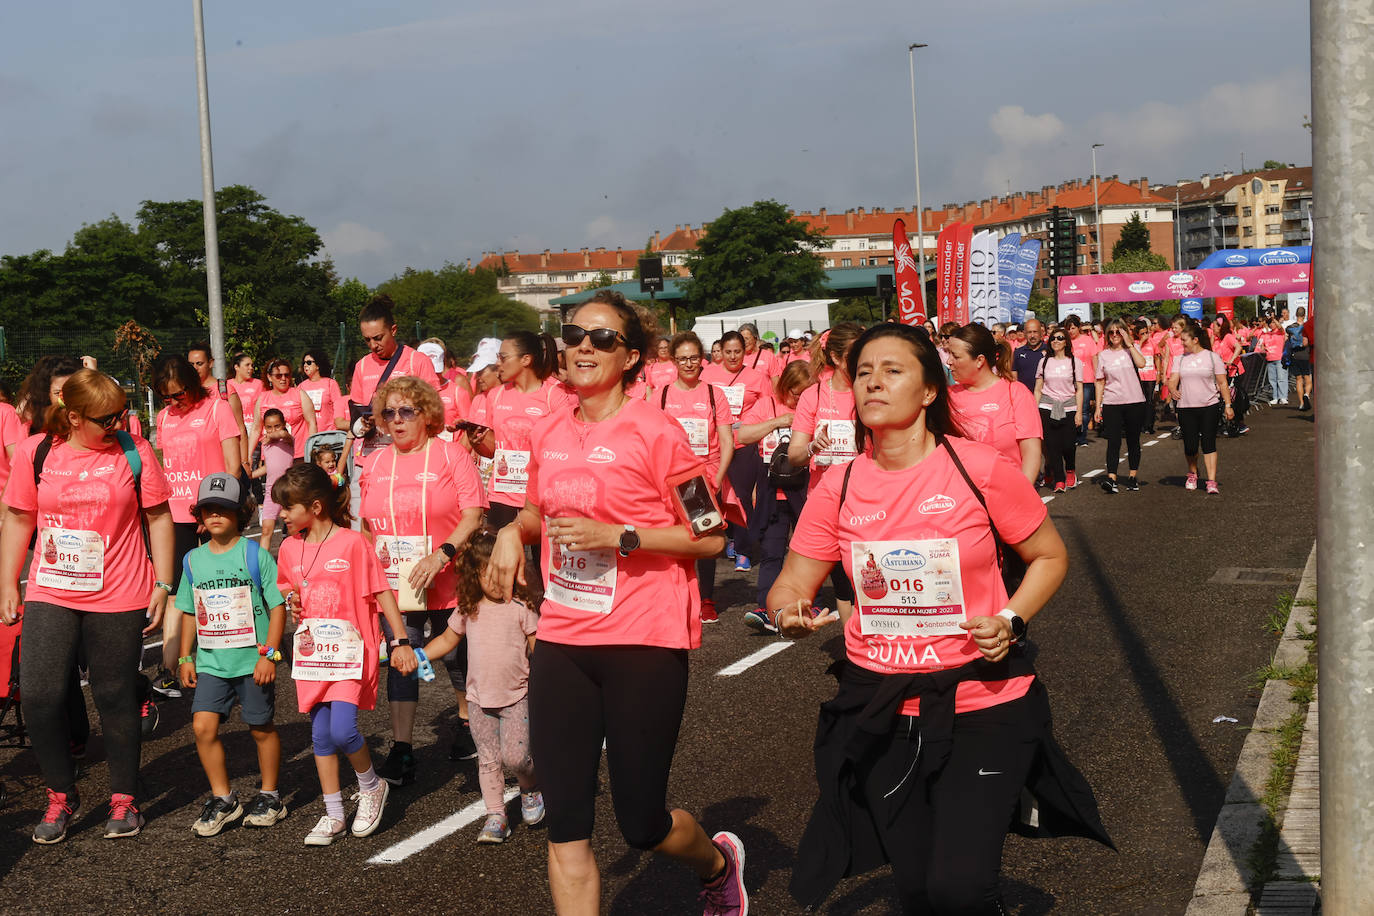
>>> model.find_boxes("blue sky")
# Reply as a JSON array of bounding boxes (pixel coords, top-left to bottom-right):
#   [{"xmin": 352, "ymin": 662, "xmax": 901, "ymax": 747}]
[{"xmin": 1, "ymin": 1, "xmax": 1312, "ymax": 284}]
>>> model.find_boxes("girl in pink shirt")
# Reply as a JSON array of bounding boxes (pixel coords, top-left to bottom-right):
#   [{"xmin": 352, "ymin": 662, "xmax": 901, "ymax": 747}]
[
  {"xmin": 1032, "ymin": 329, "xmax": 1082, "ymax": 491},
  {"xmin": 298, "ymin": 350, "xmax": 349, "ymax": 432},
  {"xmin": 1166, "ymin": 321, "xmax": 1234, "ymax": 494},
  {"xmin": 0, "ymin": 370, "xmax": 175, "ymax": 843},
  {"xmin": 273, "ymin": 463, "xmax": 416, "ymax": 846},
  {"xmin": 947, "ymin": 324, "xmax": 1042, "ymax": 482},
  {"xmin": 767, "ymin": 324, "xmax": 1092, "ymax": 913},
  {"xmin": 228, "ymin": 353, "xmax": 264, "ymax": 429},
  {"xmin": 1093, "ymin": 319, "xmax": 1148, "ymax": 493},
  {"xmin": 486, "ymin": 290, "xmax": 748, "ymax": 914},
  {"xmin": 252, "ymin": 410, "xmax": 295, "ymax": 550},
  {"xmin": 250, "ymin": 359, "xmax": 318, "ymax": 460}
]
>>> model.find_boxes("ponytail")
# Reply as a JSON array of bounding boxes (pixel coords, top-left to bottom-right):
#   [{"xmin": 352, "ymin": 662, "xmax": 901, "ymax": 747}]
[
  {"xmin": 504, "ymin": 331, "xmax": 559, "ymax": 381},
  {"xmin": 949, "ymin": 323, "xmax": 1015, "ymax": 382},
  {"xmin": 271, "ymin": 463, "xmax": 352, "ymax": 527}
]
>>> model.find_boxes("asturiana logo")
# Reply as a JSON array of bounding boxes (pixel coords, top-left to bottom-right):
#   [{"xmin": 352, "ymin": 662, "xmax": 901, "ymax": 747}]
[
  {"xmin": 323, "ymin": 558, "xmax": 350, "ymax": 573},
  {"xmin": 1218, "ymin": 276, "xmax": 1245, "ymax": 290},
  {"xmin": 1225, "ymin": 254, "xmax": 1249, "ymax": 266},
  {"xmin": 1259, "ymin": 249, "xmax": 1300, "ymax": 266},
  {"xmin": 1170, "ymin": 272, "xmax": 1195, "ymax": 284},
  {"xmin": 1128, "ymin": 281, "xmax": 1155, "ymax": 294},
  {"xmin": 917, "ymin": 494, "xmax": 956, "ymax": 515},
  {"xmin": 587, "ymin": 446, "xmax": 616, "ymax": 464},
  {"xmin": 880, "ymin": 548, "xmax": 927, "ymax": 572}
]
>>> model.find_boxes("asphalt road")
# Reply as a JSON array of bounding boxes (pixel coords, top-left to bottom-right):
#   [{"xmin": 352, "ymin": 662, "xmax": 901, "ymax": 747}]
[{"xmin": 0, "ymin": 402, "xmax": 1316, "ymax": 915}]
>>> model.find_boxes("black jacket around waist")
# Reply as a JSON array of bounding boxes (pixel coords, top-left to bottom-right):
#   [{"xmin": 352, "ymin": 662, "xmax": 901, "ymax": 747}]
[{"xmin": 789, "ymin": 648, "xmax": 1114, "ymax": 909}]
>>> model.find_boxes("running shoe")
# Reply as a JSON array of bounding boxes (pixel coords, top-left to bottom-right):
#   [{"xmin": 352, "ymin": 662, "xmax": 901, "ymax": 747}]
[
  {"xmin": 243, "ymin": 794, "xmax": 288, "ymax": 828},
  {"xmin": 1237, "ymin": 425, "xmax": 1250, "ymax": 435},
  {"xmin": 700, "ymin": 831, "xmax": 748, "ymax": 915},
  {"xmin": 476, "ymin": 813, "xmax": 511, "ymax": 844},
  {"xmin": 521, "ymin": 790, "xmax": 546, "ymax": 826},
  {"xmin": 1053, "ymin": 482, "xmax": 1066, "ymax": 493},
  {"xmin": 32, "ymin": 789, "xmax": 78, "ymax": 845},
  {"xmin": 1269, "ymin": 398, "xmax": 1278, "ymax": 406},
  {"xmin": 303, "ymin": 815, "xmax": 346, "ymax": 846},
  {"xmin": 1034, "ymin": 473, "xmax": 1045, "ymax": 489},
  {"xmin": 743, "ymin": 609, "xmax": 777, "ymax": 635},
  {"xmin": 734, "ymin": 555, "xmax": 751, "ymax": 572},
  {"xmin": 150, "ymin": 668, "xmax": 182, "ymax": 699},
  {"xmin": 700, "ymin": 599, "xmax": 719, "ymax": 624},
  {"xmin": 1100, "ymin": 478, "xmax": 1119, "ymax": 494},
  {"xmin": 378, "ymin": 746, "xmax": 416, "ymax": 787},
  {"xmin": 1206, "ymin": 480, "xmax": 1220, "ymax": 495},
  {"xmin": 1125, "ymin": 477, "xmax": 1140, "ymax": 492},
  {"xmin": 724, "ymin": 539, "xmax": 736, "ymax": 560},
  {"xmin": 1302, "ymin": 395, "xmax": 1312, "ymax": 411},
  {"xmin": 141, "ymin": 697, "xmax": 159, "ymax": 738},
  {"xmin": 103, "ymin": 793, "xmax": 144, "ymax": 839},
  {"xmin": 191, "ymin": 795, "xmax": 243, "ymax": 837},
  {"xmin": 450, "ymin": 721, "xmax": 478, "ymax": 761},
  {"xmin": 1065, "ymin": 471, "xmax": 1077, "ymax": 490},
  {"xmin": 350, "ymin": 780, "xmax": 390, "ymax": 837},
  {"xmin": 1185, "ymin": 472, "xmax": 1198, "ymax": 491}
]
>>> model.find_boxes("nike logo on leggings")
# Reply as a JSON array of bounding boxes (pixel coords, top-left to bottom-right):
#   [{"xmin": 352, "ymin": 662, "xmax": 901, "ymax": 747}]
[{"xmin": 978, "ymin": 768, "xmax": 1003, "ymax": 776}]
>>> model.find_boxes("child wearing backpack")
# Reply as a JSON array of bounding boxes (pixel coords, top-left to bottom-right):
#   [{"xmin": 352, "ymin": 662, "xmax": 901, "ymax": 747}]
[{"xmin": 176, "ymin": 473, "xmax": 288, "ymax": 836}]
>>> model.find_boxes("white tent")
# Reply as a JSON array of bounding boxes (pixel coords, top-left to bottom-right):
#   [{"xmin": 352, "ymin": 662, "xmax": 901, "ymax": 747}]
[{"xmin": 690, "ymin": 299, "xmax": 836, "ymax": 343}]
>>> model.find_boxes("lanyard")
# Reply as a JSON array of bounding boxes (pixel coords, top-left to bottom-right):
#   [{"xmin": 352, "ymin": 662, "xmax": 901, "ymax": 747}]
[{"xmin": 388, "ymin": 439, "xmax": 431, "ymax": 543}]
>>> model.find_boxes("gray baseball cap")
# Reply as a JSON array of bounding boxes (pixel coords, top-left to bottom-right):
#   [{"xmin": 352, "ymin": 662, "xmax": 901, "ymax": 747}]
[{"xmin": 195, "ymin": 472, "xmax": 245, "ymax": 512}]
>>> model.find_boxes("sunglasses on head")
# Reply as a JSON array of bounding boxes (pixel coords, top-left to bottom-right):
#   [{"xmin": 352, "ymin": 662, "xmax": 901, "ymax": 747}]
[
  {"xmin": 380, "ymin": 406, "xmax": 420, "ymax": 422},
  {"xmin": 561, "ymin": 324, "xmax": 627, "ymax": 351},
  {"xmin": 88, "ymin": 410, "xmax": 127, "ymax": 431}
]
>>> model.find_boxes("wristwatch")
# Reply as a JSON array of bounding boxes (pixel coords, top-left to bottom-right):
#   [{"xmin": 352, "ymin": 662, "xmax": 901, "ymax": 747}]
[
  {"xmin": 390, "ymin": 637, "xmax": 411, "ymax": 649},
  {"xmin": 998, "ymin": 608, "xmax": 1027, "ymax": 644},
  {"xmin": 617, "ymin": 524, "xmax": 640, "ymax": 558},
  {"xmin": 438, "ymin": 542, "xmax": 458, "ymax": 561},
  {"xmin": 154, "ymin": 580, "xmax": 174, "ymax": 594}
]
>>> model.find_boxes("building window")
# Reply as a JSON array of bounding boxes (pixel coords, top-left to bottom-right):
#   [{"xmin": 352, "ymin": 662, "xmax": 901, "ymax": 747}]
[
  {"xmin": 1265, "ymin": 204, "xmax": 1281, "ymax": 215},
  {"xmin": 841, "ymin": 258, "xmax": 851, "ymax": 267},
  {"xmin": 824, "ymin": 259, "xmax": 834, "ymax": 268},
  {"xmin": 1267, "ymin": 223, "xmax": 1281, "ymax": 233},
  {"xmin": 1270, "ymin": 183, "xmax": 1280, "ymax": 192},
  {"xmin": 859, "ymin": 258, "xmax": 868, "ymax": 266},
  {"xmin": 1242, "ymin": 206, "xmax": 1253, "ymax": 217},
  {"xmin": 1243, "ymin": 226, "xmax": 1254, "ymax": 237},
  {"xmin": 1077, "ymin": 233, "xmax": 1086, "ymax": 245}
]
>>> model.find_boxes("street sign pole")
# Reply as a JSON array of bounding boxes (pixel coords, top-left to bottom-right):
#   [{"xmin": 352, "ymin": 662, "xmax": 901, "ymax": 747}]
[{"xmin": 1314, "ymin": 0, "xmax": 1374, "ymax": 907}]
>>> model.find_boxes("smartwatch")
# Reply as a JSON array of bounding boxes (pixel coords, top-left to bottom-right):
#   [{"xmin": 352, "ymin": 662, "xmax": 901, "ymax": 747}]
[
  {"xmin": 390, "ymin": 637, "xmax": 411, "ymax": 649},
  {"xmin": 997, "ymin": 608, "xmax": 1027, "ymax": 643},
  {"xmin": 617, "ymin": 524, "xmax": 640, "ymax": 558},
  {"xmin": 438, "ymin": 542, "xmax": 458, "ymax": 561}
]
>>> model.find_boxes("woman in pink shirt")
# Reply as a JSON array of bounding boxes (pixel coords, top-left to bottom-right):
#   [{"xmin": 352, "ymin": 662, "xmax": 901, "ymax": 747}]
[
  {"xmin": 700, "ymin": 330, "xmax": 771, "ymax": 572},
  {"xmin": 1032, "ymin": 328, "xmax": 1082, "ymax": 492},
  {"xmin": 947, "ymin": 324, "xmax": 1042, "ymax": 482},
  {"xmin": 1093, "ymin": 319, "xmax": 1148, "ymax": 493},
  {"xmin": 249, "ymin": 359, "xmax": 318, "ymax": 460},
  {"xmin": 228, "ymin": 353, "xmax": 264, "ymax": 429},
  {"xmin": 485, "ymin": 289, "xmax": 748, "ymax": 915},
  {"xmin": 644, "ymin": 337, "xmax": 679, "ymax": 390},
  {"xmin": 0, "ymin": 370, "xmax": 175, "ymax": 843},
  {"xmin": 298, "ymin": 350, "xmax": 349, "ymax": 432},
  {"xmin": 1167, "ymin": 320, "xmax": 1234, "ymax": 494},
  {"xmin": 765, "ymin": 324, "xmax": 1098, "ymax": 913},
  {"xmin": 1133, "ymin": 321, "xmax": 1160, "ymax": 434}
]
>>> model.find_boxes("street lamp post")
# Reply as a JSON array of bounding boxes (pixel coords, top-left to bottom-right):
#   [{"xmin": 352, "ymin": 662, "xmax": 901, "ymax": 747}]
[
  {"xmin": 193, "ymin": 0, "xmax": 225, "ymax": 384},
  {"xmin": 1174, "ymin": 190, "xmax": 1182, "ymax": 269},
  {"xmin": 1092, "ymin": 142, "xmax": 1104, "ymax": 320},
  {"xmin": 908, "ymin": 42, "xmax": 928, "ymax": 314}
]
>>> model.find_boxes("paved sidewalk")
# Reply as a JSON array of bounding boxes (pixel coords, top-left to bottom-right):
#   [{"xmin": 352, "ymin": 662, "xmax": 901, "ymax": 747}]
[{"xmin": 1187, "ymin": 544, "xmax": 1320, "ymax": 915}]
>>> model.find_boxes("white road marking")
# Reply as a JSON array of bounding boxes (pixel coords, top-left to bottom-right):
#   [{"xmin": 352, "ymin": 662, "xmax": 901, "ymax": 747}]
[
  {"xmin": 1156, "ymin": 433, "xmax": 1171, "ymax": 439},
  {"xmin": 1041, "ymin": 495, "xmax": 1055, "ymax": 504},
  {"xmin": 1082, "ymin": 469, "xmax": 1104, "ymax": 478},
  {"xmin": 1144, "ymin": 440, "xmax": 1158, "ymax": 447},
  {"xmin": 369, "ymin": 788, "xmax": 518, "ymax": 864},
  {"xmin": 716, "ymin": 642, "xmax": 792, "ymax": 676}
]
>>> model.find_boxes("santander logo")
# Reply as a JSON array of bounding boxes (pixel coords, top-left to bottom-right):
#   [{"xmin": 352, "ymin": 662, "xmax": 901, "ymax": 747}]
[
  {"xmin": 587, "ymin": 446, "xmax": 616, "ymax": 464},
  {"xmin": 918, "ymin": 494, "xmax": 956, "ymax": 515}
]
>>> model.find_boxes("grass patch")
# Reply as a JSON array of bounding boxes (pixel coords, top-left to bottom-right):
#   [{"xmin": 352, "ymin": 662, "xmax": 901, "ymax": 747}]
[{"xmin": 1265, "ymin": 593, "xmax": 1295, "ymax": 636}]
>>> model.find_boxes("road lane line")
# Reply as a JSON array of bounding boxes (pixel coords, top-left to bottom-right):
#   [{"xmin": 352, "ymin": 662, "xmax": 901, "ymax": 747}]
[
  {"xmin": 1156, "ymin": 433, "xmax": 1171, "ymax": 439},
  {"xmin": 369, "ymin": 788, "xmax": 518, "ymax": 864},
  {"xmin": 716, "ymin": 642, "xmax": 792, "ymax": 676},
  {"xmin": 1041, "ymin": 495, "xmax": 1055, "ymax": 504},
  {"xmin": 1082, "ymin": 469, "xmax": 1104, "ymax": 478},
  {"xmin": 1144, "ymin": 440, "xmax": 1158, "ymax": 447}
]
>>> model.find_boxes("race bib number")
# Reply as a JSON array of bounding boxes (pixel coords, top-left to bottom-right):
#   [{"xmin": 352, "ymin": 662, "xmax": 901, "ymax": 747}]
[
  {"xmin": 305, "ymin": 387, "xmax": 325, "ymax": 414},
  {"xmin": 493, "ymin": 448, "xmax": 531, "ymax": 494},
  {"xmin": 815, "ymin": 420, "xmax": 857, "ymax": 466},
  {"xmin": 291, "ymin": 619, "xmax": 365, "ymax": 681},
  {"xmin": 759, "ymin": 426, "xmax": 789, "ymax": 463},
  {"xmin": 375, "ymin": 534, "xmax": 430, "ymax": 611},
  {"xmin": 675, "ymin": 417, "xmax": 709, "ymax": 456},
  {"xmin": 194, "ymin": 585, "xmax": 257, "ymax": 649},
  {"xmin": 851, "ymin": 538, "xmax": 965, "ymax": 637},
  {"xmin": 36, "ymin": 527, "xmax": 105, "ymax": 592},
  {"xmin": 546, "ymin": 532, "xmax": 617, "ymax": 615},
  {"xmin": 721, "ymin": 385, "xmax": 745, "ymax": 418}
]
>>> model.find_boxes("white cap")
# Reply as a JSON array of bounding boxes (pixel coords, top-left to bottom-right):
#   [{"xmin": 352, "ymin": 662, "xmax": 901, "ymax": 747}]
[
  {"xmin": 468, "ymin": 338, "xmax": 502, "ymax": 374},
  {"xmin": 417, "ymin": 341, "xmax": 446, "ymax": 374},
  {"xmin": 786, "ymin": 329, "xmax": 805, "ymax": 340}
]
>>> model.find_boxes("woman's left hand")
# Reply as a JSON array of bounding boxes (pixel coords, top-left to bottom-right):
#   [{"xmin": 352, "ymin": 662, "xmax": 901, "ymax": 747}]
[
  {"xmin": 407, "ymin": 551, "xmax": 447, "ymax": 591},
  {"xmin": 144, "ymin": 587, "xmax": 167, "ymax": 635},
  {"xmin": 960, "ymin": 615, "xmax": 1013, "ymax": 662},
  {"xmin": 1224, "ymin": 405, "xmax": 1235, "ymax": 419},
  {"xmin": 547, "ymin": 517, "xmax": 617, "ymax": 552},
  {"xmin": 390, "ymin": 645, "xmax": 418, "ymax": 676}
]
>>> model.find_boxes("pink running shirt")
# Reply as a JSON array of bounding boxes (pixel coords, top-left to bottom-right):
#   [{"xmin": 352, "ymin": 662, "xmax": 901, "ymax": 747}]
[
  {"xmin": 791, "ymin": 379, "xmax": 858, "ymax": 490},
  {"xmin": 446, "ymin": 598, "xmax": 539, "ymax": 708},
  {"xmin": 655, "ymin": 380, "xmax": 735, "ymax": 480},
  {"xmin": 299, "ymin": 377, "xmax": 347, "ymax": 429},
  {"xmin": 0, "ymin": 402, "xmax": 25, "ymax": 500},
  {"xmin": 948, "ymin": 379, "xmax": 1042, "ymax": 470},
  {"xmin": 229, "ymin": 379, "xmax": 265, "ymax": 426},
  {"xmin": 156, "ymin": 395, "xmax": 240, "ymax": 523},
  {"xmin": 1173, "ymin": 350, "xmax": 1227, "ymax": 408},
  {"xmin": 1036, "ymin": 356, "xmax": 1078, "ymax": 404},
  {"xmin": 469, "ymin": 380, "xmax": 572, "ymax": 508},
  {"xmin": 1096, "ymin": 349, "xmax": 1146, "ymax": 406},
  {"xmin": 699, "ymin": 363, "xmax": 769, "ymax": 422},
  {"xmin": 349, "ymin": 345, "xmax": 440, "ymax": 410}
]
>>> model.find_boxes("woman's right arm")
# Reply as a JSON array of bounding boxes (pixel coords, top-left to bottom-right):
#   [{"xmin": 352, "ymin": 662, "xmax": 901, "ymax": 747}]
[
  {"xmin": 0, "ymin": 507, "xmax": 37, "ymax": 624},
  {"xmin": 735, "ymin": 413, "xmax": 789, "ymax": 446}
]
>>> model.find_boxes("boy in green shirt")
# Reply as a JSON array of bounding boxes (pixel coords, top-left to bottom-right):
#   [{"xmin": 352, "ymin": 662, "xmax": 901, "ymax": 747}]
[{"xmin": 176, "ymin": 473, "xmax": 287, "ymax": 836}]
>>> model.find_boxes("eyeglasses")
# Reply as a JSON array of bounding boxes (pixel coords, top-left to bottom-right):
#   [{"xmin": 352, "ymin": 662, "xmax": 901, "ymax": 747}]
[
  {"xmin": 87, "ymin": 410, "xmax": 127, "ymax": 431},
  {"xmin": 161, "ymin": 388, "xmax": 190, "ymax": 402},
  {"xmin": 301, "ymin": 358, "xmax": 316, "ymax": 365},
  {"xmin": 270, "ymin": 371, "xmax": 292, "ymax": 379},
  {"xmin": 561, "ymin": 324, "xmax": 627, "ymax": 351},
  {"xmin": 674, "ymin": 355, "xmax": 702, "ymax": 364},
  {"xmin": 380, "ymin": 406, "xmax": 420, "ymax": 423},
  {"xmin": 1050, "ymin": 336, "xmax": 1067, "ymax": 341}
]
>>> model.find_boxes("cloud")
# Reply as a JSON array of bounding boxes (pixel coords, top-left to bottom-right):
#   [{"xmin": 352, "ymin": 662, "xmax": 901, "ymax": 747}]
[
  {"xmin": 988, "ymin": 106, "xmax": 1065, "ymax": 146},
  {"xmin": 323, "ymin": 221, "xmax": 391, "ymax": 258}
]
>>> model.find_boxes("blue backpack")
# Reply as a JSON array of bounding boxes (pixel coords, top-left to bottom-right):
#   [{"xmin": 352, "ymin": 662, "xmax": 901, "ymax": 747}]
[{"xmin": 182, "ymin": 539, "xmax": 266, "ymax": 610}]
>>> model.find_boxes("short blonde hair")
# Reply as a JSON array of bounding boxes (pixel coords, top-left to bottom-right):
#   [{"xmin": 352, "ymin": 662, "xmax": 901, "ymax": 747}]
[
  {"xmin": 372, "ymin": 376, "xmax": 445, "ymax": 437},
  {"xmin": 45, "ymin": 369, "xmax": 127, "ymax": 439}
]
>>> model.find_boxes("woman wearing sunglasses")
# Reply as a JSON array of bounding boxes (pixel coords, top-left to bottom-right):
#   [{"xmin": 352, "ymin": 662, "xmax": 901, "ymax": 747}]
[
  {"xmin": 1, "ymin": 369, "xmax": 175, "ymax": 843},
  {"xmin": 298, "ymin": 350, "xmax": 349, "ymax": 432},
  {"xmin": 1093, "ymin": 319, "xmax": 1149, "ymax": 493},
  {"xmin": 148, "ymin": 354, "xmax": 242, "ymax": 691},
  {"xmin": 486, "ymin": 290, "xmax": 750, "ymax": 915},
  {"xmin": 248, "ymin": 358, "xmax": 318, "ymax": 461},
  {"xmin": 358, "ymin": 376, "xmax": 487, "ymax": 784},
  {"xmin": 1032, "ymin": 329, "xmax": 1082, "ymax": 492}
]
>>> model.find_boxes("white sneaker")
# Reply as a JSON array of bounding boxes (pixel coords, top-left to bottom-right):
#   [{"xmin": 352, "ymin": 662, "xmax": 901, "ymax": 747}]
[
  {"xmin": 303, "ymin": 815, "xmax": 346, "ymax": 846},
  {"xmin": 1269, "ymin": 398, "xmax": 1278, "ymax": 405},
  {"xmin": 350, "ymin": 781, "xmax": 390, "ymax": 837}
]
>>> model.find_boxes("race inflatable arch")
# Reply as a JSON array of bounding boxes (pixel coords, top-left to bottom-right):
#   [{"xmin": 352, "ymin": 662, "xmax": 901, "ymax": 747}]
[{"xmin": 1180, "ymin": 246, "xmax": 1311, "ymax": 317}]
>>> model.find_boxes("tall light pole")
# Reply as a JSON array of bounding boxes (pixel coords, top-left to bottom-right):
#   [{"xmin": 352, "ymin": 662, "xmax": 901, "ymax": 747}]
[
  {"xmin": 908, "ymin": 42, "xmax": 928, "ymax": 313},
  {"xmin": 1174, "ymin": 190, "xmax": 1183, "ymax": 269},
  {"xmin": 1091, "ymin": 142, "xmax": 1104, "ymax": 321},
  {"xmin": 193, "ymin": 0, "xmax": 225, "ymax": 384}
]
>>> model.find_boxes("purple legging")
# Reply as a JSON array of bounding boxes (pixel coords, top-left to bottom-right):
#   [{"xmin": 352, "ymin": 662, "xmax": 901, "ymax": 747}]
[{"xmin": 309, "ymin": 701, "xmax": 364, "ymax": 756}]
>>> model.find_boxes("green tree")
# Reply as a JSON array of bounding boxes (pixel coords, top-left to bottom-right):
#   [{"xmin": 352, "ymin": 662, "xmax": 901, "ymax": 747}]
[
  {"xmin": 1111, "ymin": 212, "xmax": 1152, "ymax": 261},
  {"xmin": 1026, "ymin": 289, "xmax": 1055, "ymax": 321},
  {"xmin": 1104, "ymin": 249, "xmax": 1169, "ymax": 274},
  {"xmin": 374, "ymin": 263, "xmax": 540, "ymax": 357},
  {"xmin": 1262, "ymin": 160, "xmax": 1295, "ymax": 170},
  {"xmin": 582, "ymin": 270, "xmax": 618, "ymax": 290},
  {"xmin": 196, "ymin": 283, "xmax": 279, "ymax": 365},
  {"xmin": 680, "ymin": 200, "xmax": 829, "ymax": 315}
]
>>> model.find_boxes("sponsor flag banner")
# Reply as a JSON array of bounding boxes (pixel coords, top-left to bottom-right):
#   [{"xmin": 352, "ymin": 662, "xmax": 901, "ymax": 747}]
[
  {"xmin": 1009, "ymin": 239, "xmax": 1040, "ymax": 325},
  {"xmin": 1058, "ymin": 264, "xmax": 1311, "ymax": 305},
  {"xmin": 967, "ymin": 231, "xmax": 999, "ymax": 326},
  {"xmin": 951, "ymin": 224, "xmax": 974, "ymax": 325},
  {"xmin": 892, "ymin": 218, "xmax": 925, "ymax": 325},
  {"xmin": 936, "ymin": 223, "xmax": 958, "ymax": 325},
  {"xmin": 996, "ymin": 232, "xmax": 1021, "ymax": 324}
]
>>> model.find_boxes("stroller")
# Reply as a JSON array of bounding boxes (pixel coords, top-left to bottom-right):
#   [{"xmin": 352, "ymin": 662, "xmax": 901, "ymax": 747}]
[{"xmin": 302, "ymin": 430, "xmax": 353, "ymax": 490}]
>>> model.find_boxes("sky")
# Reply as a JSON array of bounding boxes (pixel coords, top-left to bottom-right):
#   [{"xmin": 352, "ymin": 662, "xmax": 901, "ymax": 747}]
[{"xmin": 0, "ymin": 1, "xmax": 1312, "ymax": 285}]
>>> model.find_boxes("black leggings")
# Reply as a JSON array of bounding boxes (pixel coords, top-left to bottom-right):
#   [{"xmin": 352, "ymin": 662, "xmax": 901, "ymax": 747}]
[
  {"xmin": 858, "ymin": 689, "xmax": 1042, "ymax": 914},
  {"xmin": 1139, "ymin": 381, "xmax": 1158, "ymax": 431},
  {"xmin": 529, "ymin": 641, "xmax": 688, "ymax": 847},
  {"xmin": 21, "ymin": 603, "xmax": 146, "ymax": 796},
  {"xmin": 1101, "ymin": 402, "xmax": 1146, "ymax": 475},
  {"xmin": 1178, "ymin": 404, "xmax": 1222, "ymax": 457},
  {"xmin": 1039, "ymin": 410, "xmax": 1077, "ymax": 485}
]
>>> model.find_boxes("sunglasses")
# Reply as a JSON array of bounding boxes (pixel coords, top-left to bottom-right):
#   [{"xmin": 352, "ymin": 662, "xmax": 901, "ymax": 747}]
[
  {"xmin": 270, "ymin": 371, "xmax": 293, "ymax": 379},
  {"xmin": 161, "ymin": 388, "xmax": 190, "ymax": 402},
  {"xmin": 301, "ymin": 358, "xmax": 316, "ymax": 365},
  {"xmin": 561, "ymin": 324, "xmax": 627, "ymax": 351},
  {"xmin": 88, "ymin": 410, "xmax": 127, "ymax": 431},
  {"xmin": 381, "ymin": 406, "xmax": 420, "ymax": 423},
  {"xmin": 1050, "ymin": 336, "xmax": 1067, "ymax": 341}
]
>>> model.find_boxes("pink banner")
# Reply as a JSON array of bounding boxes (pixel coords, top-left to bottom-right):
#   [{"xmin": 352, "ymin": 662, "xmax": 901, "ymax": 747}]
[{"xmin": 1057, "ymin": 264, "xmax": 1312, "ymax": 304}]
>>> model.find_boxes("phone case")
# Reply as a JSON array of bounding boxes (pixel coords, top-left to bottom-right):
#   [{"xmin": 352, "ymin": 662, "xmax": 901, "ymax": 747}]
[{"xmin": 665, "ymin": 469, "xmax": 725, "ymax": 540}]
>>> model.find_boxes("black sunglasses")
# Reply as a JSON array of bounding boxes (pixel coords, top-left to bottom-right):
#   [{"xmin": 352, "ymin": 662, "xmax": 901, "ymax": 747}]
[
  {"xmin": 1050, "ymin": 335, "xmax": 1067, "ymax": 341},
  {"xmin": 561, "ymin": 324, "xmax": 627, "ymax": 352},
  {"xmin": 88, "ymin": 410, "xmax": 128, "ymax": 431},
  {"xmin": 161, "ymin": 388, "xmax": 190, "ymax": 402}
]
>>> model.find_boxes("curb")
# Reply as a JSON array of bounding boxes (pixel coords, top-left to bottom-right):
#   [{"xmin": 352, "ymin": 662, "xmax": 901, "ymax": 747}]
[{"xmin": 1186, "ymin": 543, "xmax": 1318, "ymax": 915}]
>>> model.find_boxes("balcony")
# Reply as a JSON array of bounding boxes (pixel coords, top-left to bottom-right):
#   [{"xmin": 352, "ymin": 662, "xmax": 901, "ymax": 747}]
[
  {"xmin": 1283, "ymin": 210, "xmax": 1307, "ymax": 221},
  {"xmin": 1284, "ymin": 229, "xmax": 1310, "ymax": 242}
]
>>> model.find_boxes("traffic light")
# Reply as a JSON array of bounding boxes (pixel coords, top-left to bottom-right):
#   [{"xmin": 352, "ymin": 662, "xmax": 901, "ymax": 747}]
[{"xmin": 1047, "ymin": 206, "xmax": 1078, "ymax": 278}]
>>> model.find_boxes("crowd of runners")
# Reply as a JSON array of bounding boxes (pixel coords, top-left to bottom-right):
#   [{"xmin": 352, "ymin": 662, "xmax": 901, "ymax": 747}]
[{"xmin": 0, "ymin": 290, "xmax": 1308, "ymax": 913}]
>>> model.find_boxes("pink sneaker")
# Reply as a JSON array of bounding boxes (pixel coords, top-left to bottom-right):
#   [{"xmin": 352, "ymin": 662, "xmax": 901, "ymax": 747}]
[
  {"xmin": 700, "ymin": 831, "xmax": 748, "ymax": 915},
  {"xmin": 1065, "ymin": 471, "xmax": 1077, "ymax": 489},
  {"xmin": 1205, "ymin": 480, "xmax": 1219, "ymax": 495},
  {"xmin": 1185, "ymin": 472, "xmax": 1198, "ymax": 491}
]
